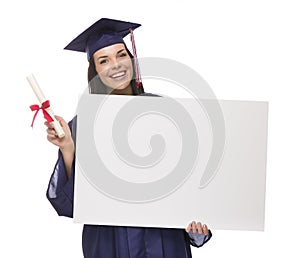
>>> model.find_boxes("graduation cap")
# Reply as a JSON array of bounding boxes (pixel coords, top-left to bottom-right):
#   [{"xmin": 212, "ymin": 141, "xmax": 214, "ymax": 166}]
[
  {"xmin": 64, "ymin": 18, "xmax": 143, "ymax": 90},
  {"xmin": 64, "ymin": 18, "xmax": 141, "ymax": 61}
]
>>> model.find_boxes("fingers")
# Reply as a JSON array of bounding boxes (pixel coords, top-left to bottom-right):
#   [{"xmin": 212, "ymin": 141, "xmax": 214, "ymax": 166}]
[
  {"xmin": 45, "ymin": 116, "xmax": 66, "ymax": 127},
  {"xmin": 44, "ymin": 116, "xmax": 70, "ymax": 147},
  {"xmin": 186, "ymin": 221, "xmax": 209, "ymax": 235},
  {"xmin": 45, "ymin": 116, "xmax": 70, "ymax": 136},
  {"xmin": 46, "ymin": 127, "xmax": 57, "ymax": 138},
  {"xmin": 54, "ymin": 115, "xmax": 66, "ymax": 127},
  {"xmin": 196, "ymin": 222, "xmax": 203, "ymax": 234},
  {"xmin": 191, "ymin": 221, "xmax": 197, "ymax": 233},
  {"xmin": 44, "ymin": 121, "xmax": 54, "ymax": 129},
  {"xmin": 202, "ymin": 224, "xmax": 209, "ymax": 235},
  {"xmin": 186, "ymin": 222, "xmax": 192, "ymax": 233}
]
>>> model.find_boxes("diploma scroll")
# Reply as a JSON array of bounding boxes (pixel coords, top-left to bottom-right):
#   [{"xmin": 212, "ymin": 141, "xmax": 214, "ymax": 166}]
[{"xmin": 27, "ymin": 74, "xmax": 65, "ymax": 138}]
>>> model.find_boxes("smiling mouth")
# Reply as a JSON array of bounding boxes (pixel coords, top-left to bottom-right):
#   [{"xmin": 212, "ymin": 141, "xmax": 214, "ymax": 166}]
[{"xmin": 110, "ymin": 71, "xmax": 126, "ymax": 79}]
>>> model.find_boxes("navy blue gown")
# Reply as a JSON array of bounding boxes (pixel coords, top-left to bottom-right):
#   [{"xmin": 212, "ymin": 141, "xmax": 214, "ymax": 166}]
[{"xmin": 47, "ymin": 114, "xmax": 212, "ymax": 258}]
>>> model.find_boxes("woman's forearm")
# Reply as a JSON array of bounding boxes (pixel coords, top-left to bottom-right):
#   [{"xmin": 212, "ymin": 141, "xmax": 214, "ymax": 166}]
[{"xmin": 60, "ymin": 144, "xmax": 75, "ymax": 179}]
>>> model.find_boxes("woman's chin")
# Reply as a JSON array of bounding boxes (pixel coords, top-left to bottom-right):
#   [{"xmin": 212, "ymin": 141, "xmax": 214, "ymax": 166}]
[{"xmin": 109, "ymin": 82, "xmax": 131, "ymax": 91}]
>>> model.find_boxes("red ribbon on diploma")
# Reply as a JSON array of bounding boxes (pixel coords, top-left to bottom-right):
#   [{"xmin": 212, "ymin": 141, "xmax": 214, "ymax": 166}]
[{"xmin": 30, "ymin": 100, "xmax": 54, "ymax": 127}]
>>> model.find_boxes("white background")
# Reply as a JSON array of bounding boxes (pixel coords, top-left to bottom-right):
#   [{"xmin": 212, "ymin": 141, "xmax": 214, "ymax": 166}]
[{"xmin": 0, "ymin": 0, "xmax": 299, "ymax": 257}]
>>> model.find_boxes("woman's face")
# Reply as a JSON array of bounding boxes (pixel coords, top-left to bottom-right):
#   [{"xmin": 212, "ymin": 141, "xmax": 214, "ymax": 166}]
[{"xmin": 93, "ymin": 43, "xmax": 133, "ymax": 91}]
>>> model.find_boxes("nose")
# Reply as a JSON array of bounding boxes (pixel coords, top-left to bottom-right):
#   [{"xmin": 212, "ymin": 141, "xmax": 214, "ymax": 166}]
[{"xmin": 111, "ymin": 58, "xmax": 121, "ymax": 70}]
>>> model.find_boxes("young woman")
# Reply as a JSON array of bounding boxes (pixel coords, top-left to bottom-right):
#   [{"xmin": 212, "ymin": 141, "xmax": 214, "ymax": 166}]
[{"xmin": 45, "ymin": 18, "xmax": 212, "ymax": 258}]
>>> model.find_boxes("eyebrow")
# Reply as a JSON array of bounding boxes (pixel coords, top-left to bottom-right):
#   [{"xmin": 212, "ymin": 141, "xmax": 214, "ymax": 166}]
[{"xmin": 96, "ymin": 48, "xmax": 126, "ymax": 60}]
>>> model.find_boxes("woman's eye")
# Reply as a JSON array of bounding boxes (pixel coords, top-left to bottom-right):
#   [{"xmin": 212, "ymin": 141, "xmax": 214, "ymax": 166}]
[
  {"xmin": 99, "ymin": 59, "xmax": 108, "ymax": 65},
  {"xmin": 119, "ymin": 52, "xmax": 127, "ymax": 58}
]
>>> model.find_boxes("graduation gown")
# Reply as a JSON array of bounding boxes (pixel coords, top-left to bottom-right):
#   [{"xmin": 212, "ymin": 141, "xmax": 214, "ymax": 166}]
[{"xmin": 47, "ymin": 99, "xmax": 212, "ymax": 258}]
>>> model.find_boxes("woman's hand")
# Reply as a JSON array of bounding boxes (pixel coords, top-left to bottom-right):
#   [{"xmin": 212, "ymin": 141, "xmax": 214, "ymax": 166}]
[
  {"xmin": 45, "ymin": 116, "xmax": 73, "ymax": 151},
  {"xmin": 45, "ymin": 116, "xmax": 74, "ymax": 179},
  {"xmin": 186, "ymin": 221, "xmax": 212, "ymax": 247},
  {"xmin": 186, "ymin": 221, "xmax": 209, "ymax": 235}
]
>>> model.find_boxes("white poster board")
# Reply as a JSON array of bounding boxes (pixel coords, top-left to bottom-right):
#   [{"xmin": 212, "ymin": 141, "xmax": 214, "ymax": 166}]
[{"xmin": 74, "ymin": 95, "xmax": 268, "ymax": 231}]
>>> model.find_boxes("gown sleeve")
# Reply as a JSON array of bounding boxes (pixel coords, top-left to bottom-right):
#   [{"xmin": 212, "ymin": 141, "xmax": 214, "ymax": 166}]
[
  {"xmin": 46, "ymin": 119, "xmax": 76, "ymax": 218},
  {"xmin": 188, "ymin": 230, "xmax": 212, "ymax": 247}
]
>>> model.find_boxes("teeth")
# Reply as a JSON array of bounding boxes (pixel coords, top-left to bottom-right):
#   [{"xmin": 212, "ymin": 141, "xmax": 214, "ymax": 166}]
[{"xmin": 111, "ymin": 71, "xmax": 126, "ymax": 78}]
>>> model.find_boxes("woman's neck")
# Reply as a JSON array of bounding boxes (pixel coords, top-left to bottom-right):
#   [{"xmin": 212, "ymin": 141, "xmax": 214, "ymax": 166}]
[{"xmin": 109, "ymin": 85, "xmax": 133, "ymax": 95}]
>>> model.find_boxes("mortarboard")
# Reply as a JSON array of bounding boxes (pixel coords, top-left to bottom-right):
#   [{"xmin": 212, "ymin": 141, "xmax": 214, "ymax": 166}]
[{"xmin": 64, "ymin": 18, "xmax": 141, "ymax": 61}]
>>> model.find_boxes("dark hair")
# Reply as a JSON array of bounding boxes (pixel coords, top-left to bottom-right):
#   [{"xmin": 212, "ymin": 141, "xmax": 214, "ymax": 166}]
[{"xmin": 87, "ymin": 44, "xmax": 144, "ymax": 95}]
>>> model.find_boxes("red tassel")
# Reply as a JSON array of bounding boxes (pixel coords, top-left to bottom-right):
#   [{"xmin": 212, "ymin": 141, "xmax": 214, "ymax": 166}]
[{"xmin": 130, "ymin": 28, "xmax": 142, "ymax": 88}]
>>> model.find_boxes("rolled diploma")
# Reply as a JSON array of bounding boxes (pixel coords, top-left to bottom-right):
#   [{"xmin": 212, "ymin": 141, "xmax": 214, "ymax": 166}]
[{"xmin": 27, "ymin": 74, "xmax": 65, "ymax": 138}]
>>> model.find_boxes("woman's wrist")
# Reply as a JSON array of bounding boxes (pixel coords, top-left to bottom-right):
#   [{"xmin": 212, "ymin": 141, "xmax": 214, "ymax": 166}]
[{"xmin": 60, "ymin": 140, "xmax": 75, "ymax": 154}]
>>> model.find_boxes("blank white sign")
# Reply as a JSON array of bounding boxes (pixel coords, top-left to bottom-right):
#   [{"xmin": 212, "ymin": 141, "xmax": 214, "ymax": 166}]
[{"xmin": 74, "ymin": 95, "xmax": 268, "ymax": 231}]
